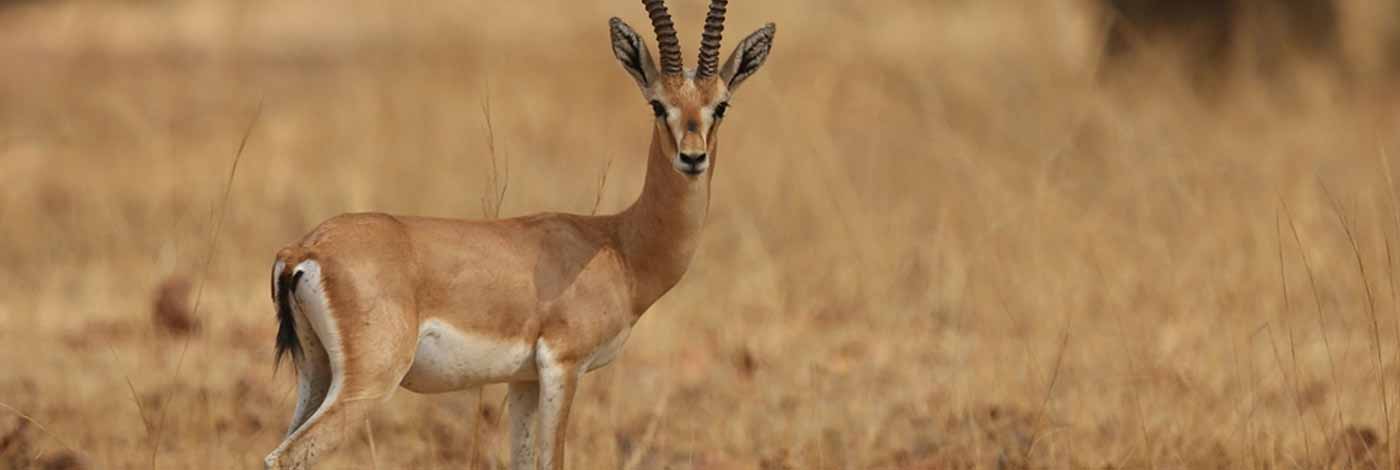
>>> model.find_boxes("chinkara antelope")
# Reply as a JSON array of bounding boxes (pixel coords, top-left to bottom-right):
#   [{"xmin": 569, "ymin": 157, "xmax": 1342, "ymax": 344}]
[{"xmin": 262, "ymin": 1, "xmax": 775, "ymax": 468}]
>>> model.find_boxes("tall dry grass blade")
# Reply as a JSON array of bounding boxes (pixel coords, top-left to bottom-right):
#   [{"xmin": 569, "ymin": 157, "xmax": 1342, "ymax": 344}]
[
  {"xmin": 1376, "ymin": 143, "xmax": 1400, "ymax": 466},
  {"xmin": 365, "ymin": 418, "xmax": 379, "ymax": 470},
  {"xmin": 1282, "ymin": 199, "xmax": 1346, "ymax": 433},
  {"xmin": 592, "ymin": 158, "xmax": 612, "ymax": 215},
  {"xmin": 995, "ymin": 289, "xmax": 1043, "ymax": 407},
  {"xmin": 1275, "ymin": 207, "xmax": 1294, "ymax": 325},
  {"xmin": 1227, "ymin": 324, "xmax": 1262, "ymax": 468},
  {"xmin": 479, "ymin": 91, "xmax": 510, "ymax": 219},
  {"xmin": 621, "ymin": 389, "xmax": 671, "ymax": 470},
  {"xmin": 0, "ymin": 401, "xmax": 85, "ymax": 460},
  {"xmin": 106, "ymin": 346, "xmax": 152, "ymax": 436},
  {"xmin": 1023, "ymin": 321, "xmax": 1071, "ymax": 464},
  {"xmin": 1386, "ymin": 234, "xmax": 1400, "ymax": 467},
  {"xmin": 1261, "ymin": 323, "xmax": 1314, "ymax": 466},
  {"xmin": 151, "ymin": 100, "xmax": 262, "ymax": 468},
  {"xmin": 1323, "ymin": 183, "xmax": 1393, "ymax": 467},
  {"xmin": 1285, "ymin": 324, "xmax": 1317, "ymax": 466},
  {"xmin": 1271, "ymin": 207, "xmax": 1315, "ymax": 465}
]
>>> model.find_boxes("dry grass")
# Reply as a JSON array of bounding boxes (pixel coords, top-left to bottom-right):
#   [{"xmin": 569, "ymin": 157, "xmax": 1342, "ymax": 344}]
[{"xmin": 2, "ymin": 0, "xmax": 1400, "ymax": 468}]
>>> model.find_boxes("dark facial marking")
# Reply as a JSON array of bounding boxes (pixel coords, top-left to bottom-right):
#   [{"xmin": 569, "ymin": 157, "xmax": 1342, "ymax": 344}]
[{"xmin": 686, "ymin": 120, "xmax": 699, "ymax": 133}]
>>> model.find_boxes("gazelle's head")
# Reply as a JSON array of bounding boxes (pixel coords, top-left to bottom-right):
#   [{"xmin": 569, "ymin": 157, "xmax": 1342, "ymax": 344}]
[{"xmin": 610, "ymin": 0, "xmax": 775, "ymax": 178}]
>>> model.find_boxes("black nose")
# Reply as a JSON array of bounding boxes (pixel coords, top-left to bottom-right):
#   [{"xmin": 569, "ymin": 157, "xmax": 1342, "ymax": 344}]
[{"xmin": 679, "ymin": 153, "xmax": 707, "ymax": 165}]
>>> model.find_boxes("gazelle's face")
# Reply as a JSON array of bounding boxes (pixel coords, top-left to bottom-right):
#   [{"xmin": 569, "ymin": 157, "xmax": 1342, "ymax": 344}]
[
  {"xmin": 645, "ymin": 75, "xmax": 730, "ymax": 176},
  {"xmin": 609, "ymin": 9, "xmax": 775, "ymax": 179}
]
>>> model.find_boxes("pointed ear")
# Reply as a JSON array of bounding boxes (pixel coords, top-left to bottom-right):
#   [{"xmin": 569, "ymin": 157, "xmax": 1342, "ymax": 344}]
[
  {"xmin": 721, "ymin": 23, "xmax": 776, "ymax": 92},
  {"xmin": 610, "ymin": 18, "xmax": 659, "ymax": 92}
]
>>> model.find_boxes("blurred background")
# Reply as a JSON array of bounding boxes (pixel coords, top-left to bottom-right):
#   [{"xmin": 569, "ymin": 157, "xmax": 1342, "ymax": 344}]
[{"xmin": 2, "ymin": 0, "xmax": 1399, "ymax": 468}]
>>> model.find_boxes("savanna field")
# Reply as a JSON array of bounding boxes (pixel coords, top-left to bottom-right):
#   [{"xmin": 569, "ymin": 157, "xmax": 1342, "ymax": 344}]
[{"xmin": 3, "ymin": 0, "xmax": 1400, "ymax": 468}]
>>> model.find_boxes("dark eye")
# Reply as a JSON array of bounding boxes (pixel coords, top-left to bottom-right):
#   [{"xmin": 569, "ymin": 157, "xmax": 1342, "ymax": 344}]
[
  {"xmin": 713, "ymin": 102, "xmax": 729, "ymax": 120},
  {"xmin": 649, "ymin": 100, "xmax": 667, "ymax": 118}
]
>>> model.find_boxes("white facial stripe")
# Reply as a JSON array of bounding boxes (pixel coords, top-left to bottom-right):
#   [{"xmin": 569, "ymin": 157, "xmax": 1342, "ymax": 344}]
[
  {"xmin": 667, "ymin": 112, "xmax": 684, "ymax": 144},
  {"xmin": 647, "ymin": 94, "xmax": 684, "ymax": 149},
  {"xmin": 701, "ymin": 97, "xmax": 729, "ymax": 133},
  {"xmin": 660, "ymin": 101, "xmax": 685, "ymax": 149}
]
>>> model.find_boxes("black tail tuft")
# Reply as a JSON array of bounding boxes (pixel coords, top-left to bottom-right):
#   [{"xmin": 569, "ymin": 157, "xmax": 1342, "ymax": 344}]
[{"xmin": 274, "ymin": 269, "xmax": 304, "ymax": 372}]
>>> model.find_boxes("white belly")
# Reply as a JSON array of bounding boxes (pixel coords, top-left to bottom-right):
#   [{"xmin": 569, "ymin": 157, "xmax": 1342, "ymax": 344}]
[{"xmin": 400, "ymin": 319, "xmax": 536, "ymax": 393}]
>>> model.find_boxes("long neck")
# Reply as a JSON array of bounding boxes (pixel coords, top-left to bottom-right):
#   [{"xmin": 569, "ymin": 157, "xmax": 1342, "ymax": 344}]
[{"xmin": 617, "ymin": 129, "xmax": 712, "ymax": 313}]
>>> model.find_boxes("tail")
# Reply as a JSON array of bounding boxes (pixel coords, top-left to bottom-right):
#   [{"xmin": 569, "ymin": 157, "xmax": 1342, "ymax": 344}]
[{"xmin": 275, "ymin": 265, "xmax": 305, "ymax": 372}]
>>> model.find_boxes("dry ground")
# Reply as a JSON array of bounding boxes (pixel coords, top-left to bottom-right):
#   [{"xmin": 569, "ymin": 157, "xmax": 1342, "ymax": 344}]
[{"xmin": 2, "ymin": 0, "xmax": 1400, "ymax": 468}]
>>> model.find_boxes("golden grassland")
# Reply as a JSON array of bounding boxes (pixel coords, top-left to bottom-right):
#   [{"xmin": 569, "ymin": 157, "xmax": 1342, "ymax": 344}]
[{"xmin": 3, "ymin": 0, "xmax": 1400, "ymax": 468}]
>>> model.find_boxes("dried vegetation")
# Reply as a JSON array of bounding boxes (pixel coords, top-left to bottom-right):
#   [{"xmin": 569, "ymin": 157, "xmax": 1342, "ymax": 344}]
[{"xmin": 2, "ymin": 0, "xmax": 1400, "ymax": 468}]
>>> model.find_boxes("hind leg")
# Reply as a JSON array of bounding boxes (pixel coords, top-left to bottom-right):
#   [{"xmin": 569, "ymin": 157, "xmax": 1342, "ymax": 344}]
[
  {"xmin": 265, "ymin": 261, "xmax": 418, "ymax": 470},
  {"xmin": 265, "ymin": 391, "xmax": 377, "ymax": 469},
  {"xmin": 265, "ymin": 338, "xmax": 415, "ymax": 469},
  {"xmin": 265, "ymin": 337, "xmax": 413, "ymax": 470},
  {"xmin": 284, "ymin": 303, "xmax": 333, "ymax": 437}
]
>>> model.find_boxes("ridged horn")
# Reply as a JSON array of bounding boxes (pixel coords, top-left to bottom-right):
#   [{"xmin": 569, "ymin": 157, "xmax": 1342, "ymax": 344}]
[
  {"xmin": 643, "ymin": 0, "xmax": 683, "ymax": 75},
  {"xmin": 695, "ymin": 0, "xmax": 727, "ymax": 78}
]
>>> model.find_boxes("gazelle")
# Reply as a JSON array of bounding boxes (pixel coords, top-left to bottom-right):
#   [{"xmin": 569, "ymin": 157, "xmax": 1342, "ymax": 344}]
[{"xmin": 261, "ymin": 1, "xmax": 775, "ymax": 468}]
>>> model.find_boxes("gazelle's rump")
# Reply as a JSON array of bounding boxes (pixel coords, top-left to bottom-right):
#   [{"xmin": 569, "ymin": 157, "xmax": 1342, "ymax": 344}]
[{"xmin": 266, "ymin": 260, "xmax": 351, "ymax": 468}]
